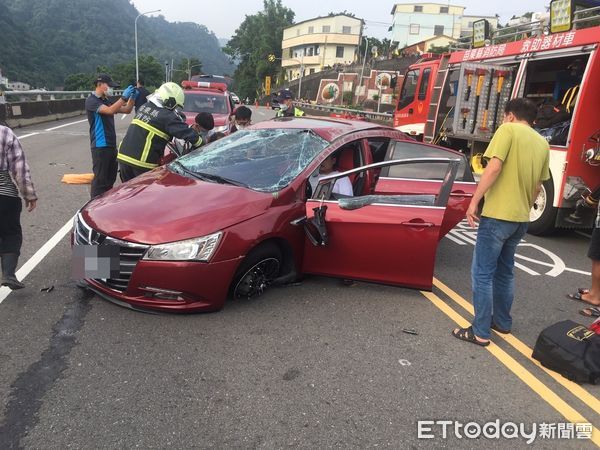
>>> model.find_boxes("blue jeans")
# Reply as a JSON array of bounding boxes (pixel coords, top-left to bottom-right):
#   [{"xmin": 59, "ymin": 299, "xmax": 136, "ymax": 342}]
[{"xmin": 471, "ymin": 217, "xmax": 528, "ymax": 339}]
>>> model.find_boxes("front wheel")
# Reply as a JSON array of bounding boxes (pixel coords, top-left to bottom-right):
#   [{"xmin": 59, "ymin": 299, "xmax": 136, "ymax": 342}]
[
  {"xmin": 230, "ymin": 243, "xmax": 282, "ymax": 300},
  {"xmin": 528, "ymin": 179, "xmax": 557, "ymax": 236}
]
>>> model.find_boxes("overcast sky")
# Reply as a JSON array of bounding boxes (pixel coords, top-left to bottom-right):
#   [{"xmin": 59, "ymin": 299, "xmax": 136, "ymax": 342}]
[{"xmin": 132, "ymin": 0, "xmax": 550, "ymax": 41}]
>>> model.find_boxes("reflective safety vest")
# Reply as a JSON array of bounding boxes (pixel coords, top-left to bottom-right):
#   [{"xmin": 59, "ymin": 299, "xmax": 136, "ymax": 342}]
[
  {"xmin": 118, "ymin": 102, "xmax": 202, "ymax": 170},
  {"xmin": 275, "ymin": 107, "xmax": 305, "ymax": 118},
  {"xmin": 561, "ymin": 85, "xmax": 579, "ymax": 114}
]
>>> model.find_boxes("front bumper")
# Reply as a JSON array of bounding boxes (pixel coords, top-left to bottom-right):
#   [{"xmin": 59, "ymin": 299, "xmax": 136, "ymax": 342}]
[
  {"xmin": 85, "ymin": 257, "xmax": 243, "ymax": 313},
  {"xmin": 74, "ymin": 212, "xmax": 242, "ymax": 312}
]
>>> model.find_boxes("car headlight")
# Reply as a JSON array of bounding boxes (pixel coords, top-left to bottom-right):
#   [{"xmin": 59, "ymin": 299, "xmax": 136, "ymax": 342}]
[
  {"xmin": 213, "ymin": 125, "xmax": 228, "ymax": 133},
  {"xmin": 143, "ymin": 232, "xmax": 222, "ymax": 262}
]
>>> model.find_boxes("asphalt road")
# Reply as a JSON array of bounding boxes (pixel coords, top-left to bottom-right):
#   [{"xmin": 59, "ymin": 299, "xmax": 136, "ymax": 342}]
[{"xmin": 0, "ymin": 107, "xmax": 598, "ymax": 449}]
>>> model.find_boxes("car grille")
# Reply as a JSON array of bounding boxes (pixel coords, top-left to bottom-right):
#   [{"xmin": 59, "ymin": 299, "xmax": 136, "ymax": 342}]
[{"xmin": 74, "ymin": 213, "xmax": 149, "ymax": 292}]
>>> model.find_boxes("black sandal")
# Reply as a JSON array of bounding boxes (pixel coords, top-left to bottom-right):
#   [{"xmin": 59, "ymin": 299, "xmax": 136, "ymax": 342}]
[
  {"xmin": 452, "ymin": 326, "xmax": 490, "ymax": 347},
  {"xmin": 579, "ymin": 307, "xmax": 600, "ymax": 318}
]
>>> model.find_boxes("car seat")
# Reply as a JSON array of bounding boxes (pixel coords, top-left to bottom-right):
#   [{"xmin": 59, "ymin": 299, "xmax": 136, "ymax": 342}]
[
  {"xmin": 336, "ymin": 147, "xmax": 356, "ymax": 181},
  {"xmin": 336, "ymin": 146, "xmax": 370, "ymax": 196}
]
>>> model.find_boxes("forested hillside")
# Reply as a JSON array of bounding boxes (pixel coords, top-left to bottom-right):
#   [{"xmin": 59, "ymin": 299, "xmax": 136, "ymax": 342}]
[{"xmin": 0, "ymin": 0, "xmax": 235, "ymax": 88}]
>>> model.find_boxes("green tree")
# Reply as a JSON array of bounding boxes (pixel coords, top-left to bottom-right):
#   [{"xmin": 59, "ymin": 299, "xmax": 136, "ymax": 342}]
[
  {"xmin": 0, "ymin": 0, "xmax": 233, "ymax": 89},
  {"xmin": 428, "ymin": 44, "xmax": 450, "ymax": 54},
  {"xmin": 224, "ymin": 0, "xmax": 294, "ymax": 100},
  {"xmin": 109, "ymin": 55, "xmax": 164, "ymax": 88},
  {"xmin": 64, "ymin": 73, "xmax": 96, "ymax": 91},
  {"xmin": 362, "ymin": 37, "xmax": 392, "ymax": 60},
  {"xmin": 171, "ymin": 57, "xmax": 203, "ymax": 85},
  {"xmin": 342, "ymin": 91, "xmax": 354, "ymax": 105},
  {"xmin": 328, "ymin": 11, "xmax": 355, "ymax": 17},
  {"xmin": 63, "ymin": 55, "xmax": 164, "ymax": 92}
]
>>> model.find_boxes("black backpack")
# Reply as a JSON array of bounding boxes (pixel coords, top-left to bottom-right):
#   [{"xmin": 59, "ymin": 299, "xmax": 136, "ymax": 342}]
[{"xmin": 532, "ymin": 320, "xmax": 600, "ymax": 384}]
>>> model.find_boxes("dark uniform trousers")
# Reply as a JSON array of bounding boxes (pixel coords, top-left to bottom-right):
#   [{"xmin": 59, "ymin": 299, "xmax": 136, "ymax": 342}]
[
  {"xmin": 0, "ymin": 195, "xmax": 23, "ymax": 255},
  {"xmin": 119, "ymin": 163, "xmax": 148, "ymax": 182},
  {"xmin": 91, "ymin": 146, "xmax": 118, "ymax": 198}
]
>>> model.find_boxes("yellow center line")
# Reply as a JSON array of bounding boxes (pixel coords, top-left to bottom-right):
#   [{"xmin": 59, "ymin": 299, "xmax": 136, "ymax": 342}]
[
  {"xmin": 421, "ymin": 290, "xmax": 600, "ymax": 446},
  {"xmin": 433, "ymin": 277, "xmax": 600, "ymax": 415}
]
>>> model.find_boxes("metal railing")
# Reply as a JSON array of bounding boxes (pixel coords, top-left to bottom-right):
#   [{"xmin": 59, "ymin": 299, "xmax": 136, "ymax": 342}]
[
  {"xmin": 296, "ymin": 101, "xmax": 393, "ymax": 122},
  {"xmin": 1, "ymin": 90, "xmax": 124, "ymax": 103},
  {"xmin": 450, "ymin": 5, "xmax": 600, "ymax": 51}
]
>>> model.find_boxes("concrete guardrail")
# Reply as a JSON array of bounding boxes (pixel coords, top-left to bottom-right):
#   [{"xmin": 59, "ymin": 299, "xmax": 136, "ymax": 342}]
[{"xmin": 0, "ymin": 90, "xmax": 124, "ymax": 128}]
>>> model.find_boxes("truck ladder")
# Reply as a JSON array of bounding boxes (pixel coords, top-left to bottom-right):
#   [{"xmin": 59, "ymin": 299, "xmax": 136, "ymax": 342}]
[{"xmin": 423, "ymin": 54, "xmax": 450, "ymax": 144}]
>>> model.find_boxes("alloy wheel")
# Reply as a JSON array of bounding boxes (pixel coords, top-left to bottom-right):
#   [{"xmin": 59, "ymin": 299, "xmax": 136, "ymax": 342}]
[{"xmin": 233, "ymin": 257, "xmax": 280, "ymax": 299}]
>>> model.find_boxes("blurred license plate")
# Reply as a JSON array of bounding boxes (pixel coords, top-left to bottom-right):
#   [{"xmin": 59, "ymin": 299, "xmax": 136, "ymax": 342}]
[{"xmin": 72, "ymin": 245, "xmax": 120, "ymax": 279}]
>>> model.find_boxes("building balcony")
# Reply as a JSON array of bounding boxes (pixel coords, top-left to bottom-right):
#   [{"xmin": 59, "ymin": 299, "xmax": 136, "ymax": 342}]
[
  {"xmin": 282, "ymin": 56, "xmax": 322, "ymax": 67},
  {"xmin": 282, "ymin": 33, "xmax": 360, "ymax": 49}
]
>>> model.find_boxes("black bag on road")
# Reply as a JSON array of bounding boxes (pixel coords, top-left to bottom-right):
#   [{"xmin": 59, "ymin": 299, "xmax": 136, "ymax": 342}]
[{"xmin": 532, "ymin": 320, "xmax": 600, "ymax": 384}]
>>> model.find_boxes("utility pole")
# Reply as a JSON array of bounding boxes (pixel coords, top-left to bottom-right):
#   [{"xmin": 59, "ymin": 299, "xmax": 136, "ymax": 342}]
[
  {"xmin": 135, "ymin": 9, "xmax": 161, "ymax": 83},
  {"xmin": 358, "ymin": 37, "xmax": 369, "ymax": 103},
  {"xmin": 298, "ymin": 52, "xmax": 305, "ymax": 100}
]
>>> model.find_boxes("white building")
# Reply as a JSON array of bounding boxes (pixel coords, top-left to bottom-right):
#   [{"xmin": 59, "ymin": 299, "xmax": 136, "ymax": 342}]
[
  {"xmin": 461, "ymin": 15, "xmax": 499, "ymax": 37},
  {"xmin": 390, "ymin": 2, "xmax": 465, "ymax": 48},
  {"xmin": 281, "ymin": 14, "xmax": 364, "ymax": 80},
  {"xmin": 0, "ymin": 68, "xmax": 8, "ymax": 87},
  {"xmin": 7, "ymin": 81, "xmax": 31, "ymax": 91}
]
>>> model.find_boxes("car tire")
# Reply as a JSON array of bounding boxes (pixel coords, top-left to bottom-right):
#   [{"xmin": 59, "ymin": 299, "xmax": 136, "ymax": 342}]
[
  {"xmin": 230, "ymin": 243, "xmax": 282, "ymax": 300},
  {"xmin": 528, "ymin": 179, "xmax": 557, "ymax": 236}
]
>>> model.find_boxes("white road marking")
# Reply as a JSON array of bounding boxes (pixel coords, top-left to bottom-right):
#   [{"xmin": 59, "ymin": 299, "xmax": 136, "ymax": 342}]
[
  {"xmin": 514, "ymin": 261, "xmax": 540, "ymax": 276},
  {"xmin": 16, "ymin": 118, "xmax": 87, "ymax": 140},
  {"xmin": 0, "ymin": 216, "xmax": 74, "ymax": 305},
  {"xmin": 44, "ymin": 119, "xmax": 87, "ymax": 131},
  {"xmin": 445, "ymin": 231, "xmax": 467, "ymax": 246},
  {"xmin": 516, "ymin": 253, "xmax": 591, "ymax": 276},
  {"xmin": 446, "ymin": 220, "xmax": 591, "ymax": 278},
  {"xmin": 2, "ymin": 117, "xmax": 101, "ymax": 303},
  {"xmin": 17, "ymin": 133, "xmax": 40, "ymax": 140}
]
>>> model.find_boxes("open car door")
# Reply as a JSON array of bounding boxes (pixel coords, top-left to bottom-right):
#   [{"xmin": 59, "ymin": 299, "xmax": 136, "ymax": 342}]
[
  {"xmin": 373, "ymin": 140, "xmax": 476, "ymax": 237},
  {"xmin": 301, "ymin": 157, "xmax": 460, "ymax": 291}
]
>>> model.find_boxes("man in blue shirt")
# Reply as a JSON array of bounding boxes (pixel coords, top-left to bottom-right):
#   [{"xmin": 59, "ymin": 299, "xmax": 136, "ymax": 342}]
[{"xmin": 85, "ymin": 74, "xmax": 135, "ymax": 198}]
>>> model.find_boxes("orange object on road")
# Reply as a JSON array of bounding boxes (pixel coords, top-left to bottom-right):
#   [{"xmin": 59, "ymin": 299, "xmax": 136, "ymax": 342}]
[{"xmin": 61, "ymin": 173, "xmax": 94, "ymax": 184}]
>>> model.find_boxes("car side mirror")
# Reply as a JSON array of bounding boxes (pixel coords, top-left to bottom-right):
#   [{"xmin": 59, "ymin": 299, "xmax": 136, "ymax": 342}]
[{"xmin": 303, "ymin": 205, "xmax": 328, "ymax": 246}]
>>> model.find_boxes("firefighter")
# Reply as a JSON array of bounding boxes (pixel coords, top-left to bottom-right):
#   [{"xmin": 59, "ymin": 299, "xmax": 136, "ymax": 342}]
[
  {"xmin": 274, "ymin": 90, "xmax": 305, "ymax": 118},
  {"xmin": 117, "ymin": 82, "xmax": 203, "ymax": 182}
]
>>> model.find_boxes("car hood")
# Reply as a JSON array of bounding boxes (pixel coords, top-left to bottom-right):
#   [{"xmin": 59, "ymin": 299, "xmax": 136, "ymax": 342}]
[{"xmin": 82, "ymin": 167, "xmax": 272, "ymax": 245}]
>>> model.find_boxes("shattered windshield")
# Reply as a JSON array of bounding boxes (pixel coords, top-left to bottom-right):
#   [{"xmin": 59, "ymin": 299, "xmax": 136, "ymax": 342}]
[{"xmin": 173, "ymin": 129, "xmax": 329, "ymax": 192}]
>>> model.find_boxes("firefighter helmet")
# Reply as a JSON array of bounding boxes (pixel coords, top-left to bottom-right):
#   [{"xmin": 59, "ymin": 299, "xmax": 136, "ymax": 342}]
[{"xmin": 156, "ymin": 82, "xmax": 185, "ymax": 110}]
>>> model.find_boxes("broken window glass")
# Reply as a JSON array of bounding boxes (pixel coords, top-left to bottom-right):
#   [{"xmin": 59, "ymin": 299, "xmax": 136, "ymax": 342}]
[{"xmin": 174, "ymin": 129, "xmax": 329, "ymax": 192}]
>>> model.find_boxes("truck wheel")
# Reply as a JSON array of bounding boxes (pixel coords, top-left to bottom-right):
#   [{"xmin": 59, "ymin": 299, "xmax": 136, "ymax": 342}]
[
  {"xmin": 230, "ymin": 243, "xmax": 282, "ymax": 300},
  {"xmin": 528, "ymin": 179, "xmax": 557, "ymax": 236}
]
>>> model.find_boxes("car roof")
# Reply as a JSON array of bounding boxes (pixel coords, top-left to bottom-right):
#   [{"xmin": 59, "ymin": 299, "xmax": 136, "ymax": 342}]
[{"xmin": 251, "ymin": 117, "xmax": 389, "ymax": 142}]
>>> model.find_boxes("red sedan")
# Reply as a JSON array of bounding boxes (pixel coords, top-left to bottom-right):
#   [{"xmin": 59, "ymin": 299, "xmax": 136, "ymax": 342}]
[{"xmin": 73, "ymin": 117, "xmax": 476, "ymax": 312}]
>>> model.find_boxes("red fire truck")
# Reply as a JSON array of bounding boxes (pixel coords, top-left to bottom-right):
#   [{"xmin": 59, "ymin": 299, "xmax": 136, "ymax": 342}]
[{"xmin": 394, "ymin": 16, "xmax": 600, "ymax": 235}]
